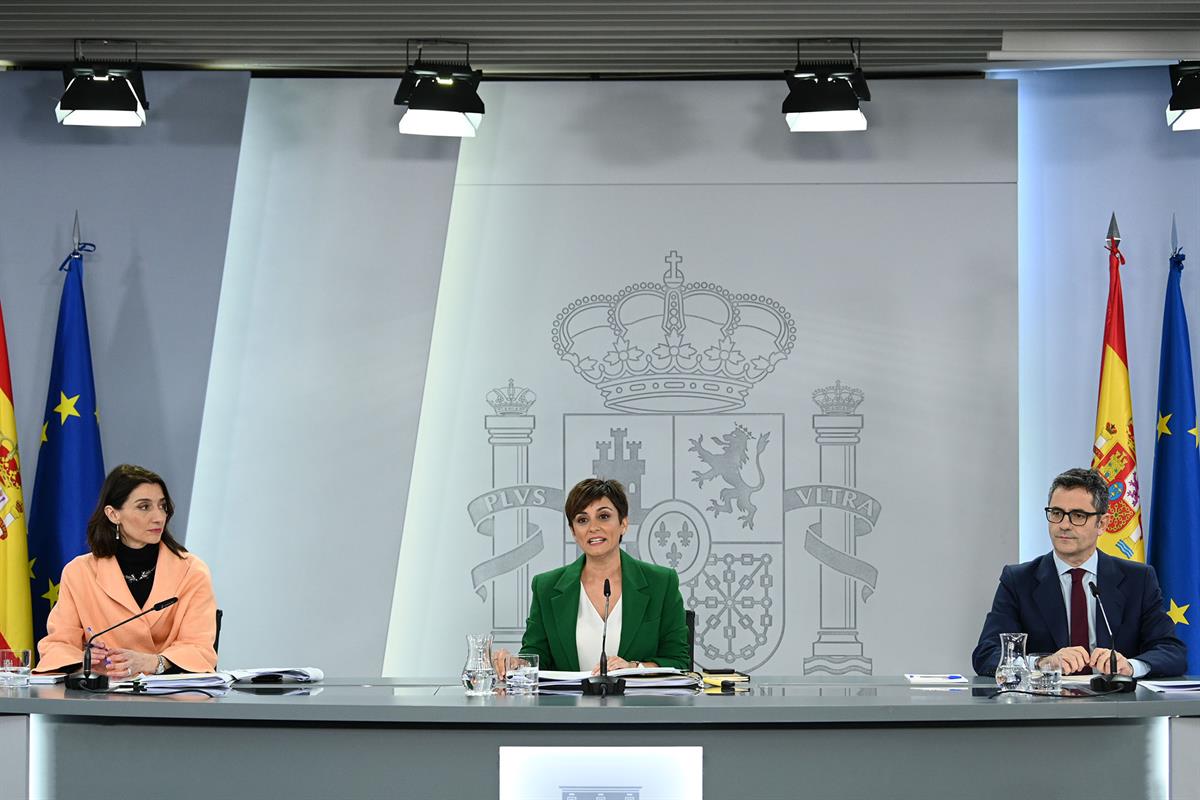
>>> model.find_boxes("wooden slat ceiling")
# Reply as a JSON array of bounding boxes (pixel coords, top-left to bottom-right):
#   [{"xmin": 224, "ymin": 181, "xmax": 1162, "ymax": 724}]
[{"xmin": 0, "ymin": 1, "xmax": 1198, "ymax": 77}]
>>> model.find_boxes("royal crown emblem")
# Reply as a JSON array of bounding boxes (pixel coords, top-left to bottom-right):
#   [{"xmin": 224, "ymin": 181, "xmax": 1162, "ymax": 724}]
[
  {"xmin": 812, "ymin": 381, "xmax": 864, "ymax": 415},
  {"xmin": 486, "ymin": 378, "xmax": 537, "ymax": 416},
  {"xmin": 551, "ymin": 251, "xmax": 796, "ymax": 412}
]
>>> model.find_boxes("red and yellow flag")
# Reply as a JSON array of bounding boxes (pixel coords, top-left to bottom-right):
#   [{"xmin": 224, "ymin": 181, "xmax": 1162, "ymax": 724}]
[
  {"xmin": 1092, "ymin": 220, "xmax": 1143, "ymax": 562},
  {"xmin": 0, "ymin": 298, "xmax": 32, "ymax": 652}
]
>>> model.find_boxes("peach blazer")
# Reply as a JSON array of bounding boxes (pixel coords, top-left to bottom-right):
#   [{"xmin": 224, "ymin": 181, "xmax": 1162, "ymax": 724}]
[{"xmin": 37, "ymin": 546, "xmax": 218, "ymax": 673}]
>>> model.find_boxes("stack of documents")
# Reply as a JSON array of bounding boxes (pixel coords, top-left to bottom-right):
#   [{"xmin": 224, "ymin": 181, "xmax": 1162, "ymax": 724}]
[
  {"xmin": 538, "ymin": 667, "xmax": 700, "ymax": 694},
  {"xmin": 121, "ymin": 672, "xmax": 233, "ymax": 694}
]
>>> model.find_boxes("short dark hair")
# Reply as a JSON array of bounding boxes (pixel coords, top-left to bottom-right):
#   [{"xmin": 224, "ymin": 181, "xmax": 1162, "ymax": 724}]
[
  {"xmin": 86, "ymin": 464, "xmax": 187, "ymax": 558},
  {"xmin": 1047, "ymin": 467, "xmax": 1110, "ymax": 515},
  {"xmin": 564, "ymin": 478, "xmax": 629, "ymax": 523}
]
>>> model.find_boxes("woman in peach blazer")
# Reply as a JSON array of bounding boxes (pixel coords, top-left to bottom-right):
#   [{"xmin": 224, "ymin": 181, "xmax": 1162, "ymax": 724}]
[{"xmin": 37, "ymin": 464, "xmax": 218, "ymax": 676}]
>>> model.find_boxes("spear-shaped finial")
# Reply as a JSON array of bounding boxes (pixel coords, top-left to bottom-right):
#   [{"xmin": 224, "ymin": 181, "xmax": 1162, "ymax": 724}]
[
  {"xmin": 1171, "ymin": 213, "xmax": 1180, "ymax": 255},
  {"xmin": 1107, "ymin": 212, "xmax": 1120, "ymax": 244},
  {"xmin": 72, "ymin": 210, "xmax": 81, "ymax": 252}
]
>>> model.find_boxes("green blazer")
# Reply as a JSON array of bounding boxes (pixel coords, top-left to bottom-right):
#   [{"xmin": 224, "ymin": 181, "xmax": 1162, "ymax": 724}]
[{"xmin": 520, "ymin": 549, "xmax": 690, "ymax": 671}]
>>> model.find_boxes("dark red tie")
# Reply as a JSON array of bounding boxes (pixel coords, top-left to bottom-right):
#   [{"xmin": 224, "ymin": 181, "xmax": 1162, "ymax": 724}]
[{"xmin": 1069, "ymin": 568, "xmax": 1092, "ymax": 674}]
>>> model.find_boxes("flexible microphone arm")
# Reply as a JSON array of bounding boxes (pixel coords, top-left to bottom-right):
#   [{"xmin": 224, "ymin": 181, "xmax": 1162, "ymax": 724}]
[
  {"xmin": 599, "ymin": 578, "xmax": 610, "ymax": 679},
  {"xmin": 1087, "ymin": 582, "xmax": 1136, "ymax": 693},
  {"xmin": 69, "ymin": 596, "xmax": 179, "ymax": 691},
  {"xmin": 583, "ymin": 578, "xmax": 625, "ymax": 697}
]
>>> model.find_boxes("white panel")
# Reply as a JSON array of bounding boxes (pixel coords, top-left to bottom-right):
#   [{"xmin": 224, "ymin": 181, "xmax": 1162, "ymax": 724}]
[
  {"xmin": 385, "ymin": 79, "xmax": 1016, "ymax": 678},
  {"xmin": 499, "ymin": 747, "xmax": 704, "ymax": 800},
  {"xmin": 188, "ymin": 78, "xmax": 458, "ymax": 675},
  {"xmin": 0, "ymin": 715, "xmax": 29, "ymax": 800}
]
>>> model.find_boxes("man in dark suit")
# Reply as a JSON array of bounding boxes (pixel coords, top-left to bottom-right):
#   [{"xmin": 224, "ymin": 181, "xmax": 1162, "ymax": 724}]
[{"xmin": 973, "ymin": 467, "xmax": 1186, "ymax": 677}]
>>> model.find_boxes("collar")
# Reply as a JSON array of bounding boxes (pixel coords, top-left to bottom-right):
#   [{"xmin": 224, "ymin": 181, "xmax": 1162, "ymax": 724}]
[{"xmin": 1052, "ymin": 550, "xmax": 1098, "ymax": 579}]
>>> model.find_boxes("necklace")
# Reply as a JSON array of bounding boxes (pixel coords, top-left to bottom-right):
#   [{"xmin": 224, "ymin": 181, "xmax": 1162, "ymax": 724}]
[{"xmin": 124, "ymin": 566, "xmax": 156, "ymax": 584}]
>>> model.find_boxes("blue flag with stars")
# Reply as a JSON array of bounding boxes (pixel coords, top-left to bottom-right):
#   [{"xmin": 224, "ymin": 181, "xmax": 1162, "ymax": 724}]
[
  {"xmin": 26, "ymin": 244, "xmax": 104, "ymax": 647},
  {"xmin": 1148, "ymin": 246, "xmax": 1200, "ymax": 673}
]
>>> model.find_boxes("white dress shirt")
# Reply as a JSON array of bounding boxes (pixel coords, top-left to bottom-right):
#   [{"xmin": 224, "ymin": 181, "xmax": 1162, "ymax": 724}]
[{"xmin": 576, "ymin": 583, "xmax": 622, "ymax": 673}]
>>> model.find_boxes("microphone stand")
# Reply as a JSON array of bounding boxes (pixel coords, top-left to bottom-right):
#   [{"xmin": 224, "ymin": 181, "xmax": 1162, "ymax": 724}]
[
  {"xmin": 1087, "ymin": 582, "xmax": 1136, "ymax": 694},
  {"xmin": 583, "ymin": 578, "xmax": 625, "ymax": 697},
  {"xmin": 66, "ymin": 597, "xmax": 179, "ymax": 691}
]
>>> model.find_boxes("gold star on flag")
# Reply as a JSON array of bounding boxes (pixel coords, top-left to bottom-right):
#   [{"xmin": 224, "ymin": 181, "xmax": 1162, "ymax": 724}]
[
  {"xmin": 40, "ymin": 422, "xmax": 48, "ymax": 444},
  {"xmin": 41, "ymin": 578, "xmax": 60, "ymax": 608},
  {"xmin": 28, "ymin": 557, "xmax": 35, "ymax": 579},
  {"xmin": 1168, "ymin": 599, "xmax": 1190, "ymax": 625},
  {"xmin": 1157, "ymin": 412, "xmax": 1173, "ymax": 440},
  {"xmin": 1191, "ymin": 419, "xmax": 1200, "ymax": 448},
  {"xmin": 53, "ymin": 392, "xmax": 81, "ymax": 425}
]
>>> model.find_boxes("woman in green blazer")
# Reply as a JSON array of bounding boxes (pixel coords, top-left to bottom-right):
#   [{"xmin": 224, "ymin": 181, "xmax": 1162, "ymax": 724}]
[{"xmin": 510, "ymin": 478, "xmax": 690, "ymax": 673}]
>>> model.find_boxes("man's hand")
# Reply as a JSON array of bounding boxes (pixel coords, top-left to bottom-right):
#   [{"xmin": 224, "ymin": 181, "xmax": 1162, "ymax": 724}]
[
  {"xmin": 1088, "ymin": 647, "xmax": 1133, "ymax": 676},
  {"xmin": 1052, "ymin": 646, "xmax": 1092, "ymax": 674}
]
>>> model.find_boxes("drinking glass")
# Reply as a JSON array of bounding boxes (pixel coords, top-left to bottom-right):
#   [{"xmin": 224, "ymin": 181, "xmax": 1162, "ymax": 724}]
[
  {"xmin": 995, "ymin": 632, "xmax": 1029, "ymax": 691},
  {"xmin": 504, "ymin": 653, "xmax": 539, "ymax": 695},
  {"xmin": 0, "ymin": 649, "xmax": 32, "ymax": 688},
  {"xmin": 1027, "ymin": 653, "xmax": 1063, "ymax": 694}
]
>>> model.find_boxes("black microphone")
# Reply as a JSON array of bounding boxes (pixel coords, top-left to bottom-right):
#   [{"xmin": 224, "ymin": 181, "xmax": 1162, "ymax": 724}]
[
  {"xmin": 1087, "ymin": 582, "xmax": 1136, "ymax": 693},
  {"xmin": 582, "ymin": 578, "xmax": 625, "ymax": 697},
  {"xmin": 599, "ymin": 578, "xmax": 611, "ymax": 678},
  {"xmin": 67, "ymin": 596, "xmax": 180, "ymax": 691}
]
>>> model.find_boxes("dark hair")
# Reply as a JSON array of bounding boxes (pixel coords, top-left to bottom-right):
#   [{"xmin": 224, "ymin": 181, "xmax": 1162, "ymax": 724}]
[
  {"xmin": 564, "ymin": 477, "xmax": 630, "ymax": 524},
  {"xmin": 86, "ymin": 464, "xmax": 187, "ymax": 558},
  {"xmin": 1047, "ymin": 467, "xmax": 1110, "ymax": 515}
]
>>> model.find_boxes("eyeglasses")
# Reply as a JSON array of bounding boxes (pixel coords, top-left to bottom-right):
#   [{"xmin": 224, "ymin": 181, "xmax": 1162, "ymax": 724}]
[{"xmin": 1044, "ymin": 507, "xmax": 1104, "ymax": 526}]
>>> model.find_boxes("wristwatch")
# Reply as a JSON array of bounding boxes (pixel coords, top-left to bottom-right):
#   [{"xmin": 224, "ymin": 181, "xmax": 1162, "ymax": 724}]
[{"xmin": 155, "ymin": 654, "xmax": 167, "ymax": 675}]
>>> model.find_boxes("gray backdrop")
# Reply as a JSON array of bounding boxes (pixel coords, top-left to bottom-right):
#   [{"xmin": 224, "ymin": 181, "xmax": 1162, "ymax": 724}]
[
  {"xmin": 186, "ymin": 79, "xmax": 459, "ymax": 674},
  {"xmin": 384, "ymin": 78, "xmax": 1018, "ymax": 677},
  {"xmin": 0, "ymin": 70, "xmax": 249, "ymax": 534}
]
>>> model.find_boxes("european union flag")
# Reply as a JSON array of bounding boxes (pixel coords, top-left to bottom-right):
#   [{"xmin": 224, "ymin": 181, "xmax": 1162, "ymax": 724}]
[
  {"xmin": 1148, "ymin": 245, "xmax": 1200, "ymax": 673},
  {"xmin": 26, "ymin": 244, "xmax": 104, "ymax": 645}
]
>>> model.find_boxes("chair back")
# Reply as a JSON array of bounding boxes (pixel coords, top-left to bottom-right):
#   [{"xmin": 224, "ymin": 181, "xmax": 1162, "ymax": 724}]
[{"xmin": 684, "ymin": 609, "xmax": 696, "ymax": 671}]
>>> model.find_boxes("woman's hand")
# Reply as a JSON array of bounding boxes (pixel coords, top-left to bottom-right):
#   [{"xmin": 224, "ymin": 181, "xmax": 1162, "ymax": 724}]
[
  {"xmin": 493, "ymin": 648, "xmax": 512, "ymax": 677},
  {"xmin": 95, "ymin": 647, "xmax": 159, "ymax": 678},
  {"xmin": 591, "ymin": 656, "xmax": 639, "ymax": 675}
]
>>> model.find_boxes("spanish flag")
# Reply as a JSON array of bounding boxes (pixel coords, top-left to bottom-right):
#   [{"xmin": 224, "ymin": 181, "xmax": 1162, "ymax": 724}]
[
  {"xmin": 1092, "ymin": 214, "xmax": 1144, "ymax": 562},
  {"xmin": 0, "ymin": 297, "xmax": 33, "ymax": 653}
]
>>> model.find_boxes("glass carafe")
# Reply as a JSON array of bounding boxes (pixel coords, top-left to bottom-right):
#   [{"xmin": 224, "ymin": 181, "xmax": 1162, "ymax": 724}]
[
  {"xmin": 995, "ymin": 632, "xmax": 1029, "ymax": 691},
  {"xmin": 461, "ymin": 633, "xmax": 496, "ymax": 696}
]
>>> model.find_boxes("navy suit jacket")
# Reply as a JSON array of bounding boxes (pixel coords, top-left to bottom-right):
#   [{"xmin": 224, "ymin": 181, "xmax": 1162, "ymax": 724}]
[{"xmin": 972, "ymin": 551, "xmax": 1186, "ymax": 677}]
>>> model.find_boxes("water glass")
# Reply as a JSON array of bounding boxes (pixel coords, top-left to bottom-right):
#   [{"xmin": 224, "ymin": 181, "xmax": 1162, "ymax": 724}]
[
  {"xmin": 462, "ymin": 633, "xmax": 497, "ymax": 696},
  {"xmin": 1028, "ymin": 653, "xmax": 1063, "ymax": 694},
  {"xmin": 504, "ymin": 653, "xmax": 539, "ymax": 694},
  {"xmin": 0, "ymin": 649, "xmax": 32, "ymax": 688}
]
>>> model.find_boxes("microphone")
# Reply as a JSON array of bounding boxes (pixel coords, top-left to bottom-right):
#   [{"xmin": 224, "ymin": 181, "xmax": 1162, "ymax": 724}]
[
  {"xmin": 1087, "ymin": 582, "xmax": 1136, "ymax": 693},
  {"xmin": 582, "ymin": 578, "xmax": 626, "ymax": 697},
  {"xmin": 600, "ymin": 579, "xmax": 610, "ymax": 678},
  {"xmin": 66, "ymin": 596, "xmax": 180, "ymax": 691}
]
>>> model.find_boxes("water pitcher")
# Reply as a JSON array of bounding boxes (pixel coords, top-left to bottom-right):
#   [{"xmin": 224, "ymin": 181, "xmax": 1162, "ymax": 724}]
[
  {"xmin": 995, "ymin": 632, "xmax": 1029, "ymax": 691},
  {"xmin": 462, "ymin": 633, "xmax": 497, "ymax": 696}
]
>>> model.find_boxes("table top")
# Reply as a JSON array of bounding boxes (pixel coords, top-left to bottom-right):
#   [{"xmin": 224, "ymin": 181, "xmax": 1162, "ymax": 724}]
[{"xmin": 2, "ymin": 675, "xmax": 1199, "ymax": 726}]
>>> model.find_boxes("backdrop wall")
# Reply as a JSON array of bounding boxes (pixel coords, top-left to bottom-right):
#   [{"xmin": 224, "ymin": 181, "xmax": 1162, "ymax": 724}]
[
  {"xmin": 187, "ymin": 79, "xmax": 459, "ymax": 674},
  {"xmin": 383, "ymin": 78, "xmax": 1018, "ymax": 677},
  {"xmin": 0, "ymin": 70, "xmax": 249, "ymax": 537},
  {"xmin": 1017, "ymin": 66, "xmax": 1200, "ymax": 561}
]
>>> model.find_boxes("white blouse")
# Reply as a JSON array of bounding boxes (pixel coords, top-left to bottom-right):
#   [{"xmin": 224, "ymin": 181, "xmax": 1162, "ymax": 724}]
[{"xmin": 576, "ymin": 582, "xmax": 622, "ymax": 672}]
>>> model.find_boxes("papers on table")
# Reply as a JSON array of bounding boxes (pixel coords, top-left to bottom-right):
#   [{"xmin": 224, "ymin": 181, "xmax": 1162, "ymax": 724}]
[
  {"xmin": 538, "ymin": 667, "xmax": 701, "ymax": 693},
  {"xmin": 1140, "ymin": 680, "xmax": 1200, "ymax": 693},
  {"xmin": 902, "ymin": 676, "xmax": 969, "ymax": 690},
  {"xmin": 120, "ymin": 672, "xmax": 233, "ymax": 694},
  {"xmin": 29, "ymin": 673, "xmax": 67, "ymax": 685},
  {"xmin": 111, "ymin": 667, "xmax": 325, "ymax": 695}
]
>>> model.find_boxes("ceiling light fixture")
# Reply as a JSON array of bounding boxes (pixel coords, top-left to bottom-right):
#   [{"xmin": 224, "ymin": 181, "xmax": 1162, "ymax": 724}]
[
  {"xmin": 1167, "ymin": 61, "xmax": 1200, "ymax": 131},
  {"xmin": 394, "ymin": 39, "xmax": 484, "ymax": 138},
  {"xmin": 55, "ymin": 40, "xmax": 148, "ymax": 127},
  {"xmin": 782, "ymin": 39, "xmax": 870, "ymax": 132}
]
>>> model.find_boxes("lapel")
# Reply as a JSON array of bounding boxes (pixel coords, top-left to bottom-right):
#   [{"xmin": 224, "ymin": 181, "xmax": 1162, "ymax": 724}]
[
  {"xmin": 96, "ymin": 554, "xmax": 141, "ymax": 616},
  {"xmin": 1095, "ymin": 552, "xmax": 1126, "ymax": 648},
  {"xmin": 1033, "ymin": 554, "xmax": 1069, "ymax": 647},
  {"xmin": 617, "ymin": 550, "xmax": 649, "ymax": 657},
  {"xmin": 547, "ymin": 556, "xmax": 584, "ymax": 672}
]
